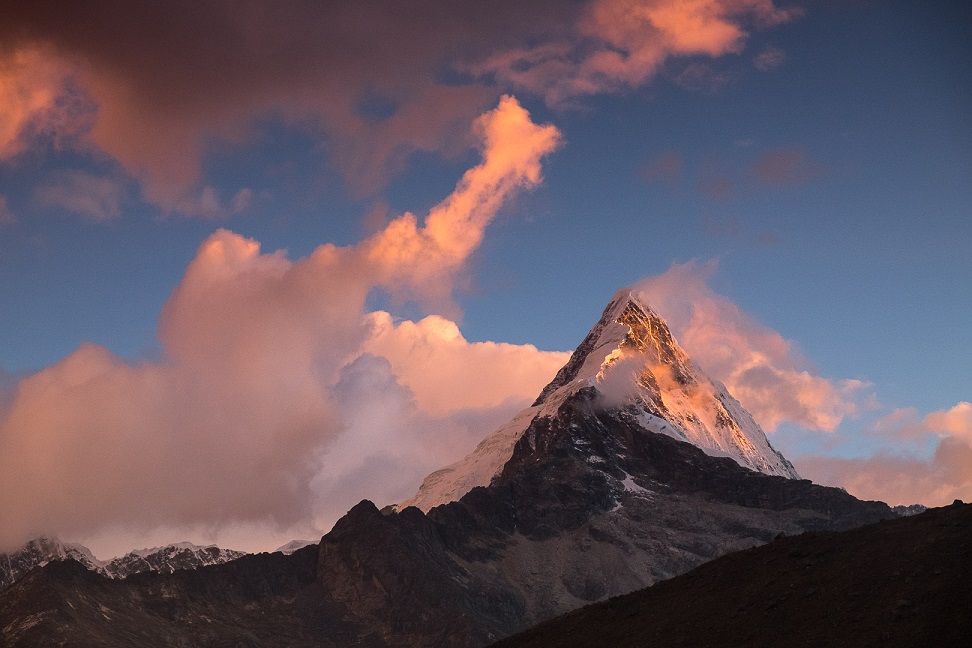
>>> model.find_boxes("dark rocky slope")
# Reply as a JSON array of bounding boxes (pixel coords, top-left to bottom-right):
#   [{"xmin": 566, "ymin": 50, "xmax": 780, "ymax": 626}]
[{"xmin": 492, "ymin": 501, "xmax": 972, "ymax": 648}]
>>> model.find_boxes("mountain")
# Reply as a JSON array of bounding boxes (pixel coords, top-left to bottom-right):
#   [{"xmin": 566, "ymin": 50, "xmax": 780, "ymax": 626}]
[
  {"xmin": 399, "ymin": 287, "xmax": 797, "ymax": 512},
  {"xmin": 0, "ymin": 537, "xmax": 103, "ymax": 591},
  {"xmin": 492, "ymin": 501, "xmax": 972, "ymax": 648},
  {"xmin": 0, "ymin": 537, "xmax": 246, "ymax": 592},
  {"xmin": 101, "ymin": 542, "xmax": 248, "ymax": 578},
  {"xmin": 0, "ymin": 287, "xmax": 896, "ymax": 646},
  {"xmin": 274, "ymin": 539, "xmax": 318, "ymax": 554}
]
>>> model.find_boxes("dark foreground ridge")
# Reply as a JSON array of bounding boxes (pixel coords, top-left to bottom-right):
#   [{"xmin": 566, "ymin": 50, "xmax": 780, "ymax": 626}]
[{"xmin": 492, "ymin": 501, "xmax": 972, "ymax": 648}]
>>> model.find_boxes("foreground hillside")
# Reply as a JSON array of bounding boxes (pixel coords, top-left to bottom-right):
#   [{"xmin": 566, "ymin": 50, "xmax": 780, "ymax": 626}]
[{"xmin": 493, "ymin": 501, "xmax": 972, "ymax": 648}]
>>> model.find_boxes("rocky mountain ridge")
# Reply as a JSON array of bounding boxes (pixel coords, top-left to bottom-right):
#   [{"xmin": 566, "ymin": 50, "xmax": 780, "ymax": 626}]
[{"xmin": 0, "ymin": 536, "xmax": 246, "ymax": 592}]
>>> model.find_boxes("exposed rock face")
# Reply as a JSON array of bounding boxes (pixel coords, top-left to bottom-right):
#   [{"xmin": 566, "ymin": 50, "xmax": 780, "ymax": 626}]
[{"xmin": 0, "ymin": 288, "xmax": 899, "ymax": 646}]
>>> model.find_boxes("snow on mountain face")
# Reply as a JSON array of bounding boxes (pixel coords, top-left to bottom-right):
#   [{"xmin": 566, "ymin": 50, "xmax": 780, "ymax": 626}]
[
  {"xmin": 0, "ymin": 537, "xmax": 103, "ymax": 591},
  {"xmin": 0, "ymin": 537, "xmax": 247, "ymax": 590},
  {"xmin": 398, "ymin": 287, "xmax": 798, "ymax": 513},
  {"xmin": 274, "ymin": 539, "xmax": 318, "ymax": 555},
  {"xmin": 102, "ymin": 543, "xmax": 247, "ymax": 578}
]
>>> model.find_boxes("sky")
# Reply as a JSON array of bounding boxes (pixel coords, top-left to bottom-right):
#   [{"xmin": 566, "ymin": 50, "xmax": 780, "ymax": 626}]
[{"xmin": 0, "ymin": 0, "xmax": 969, "ymax": 558}]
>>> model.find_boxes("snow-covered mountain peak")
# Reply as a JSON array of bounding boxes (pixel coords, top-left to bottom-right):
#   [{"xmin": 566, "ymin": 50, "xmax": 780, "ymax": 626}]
[
  {"xmin": 532, "ymin": 287, "xmax": 692, "ymax": 408},
  {"xmin": 397, "ymin": 286, "xmax": 799, "ymax": 514}
]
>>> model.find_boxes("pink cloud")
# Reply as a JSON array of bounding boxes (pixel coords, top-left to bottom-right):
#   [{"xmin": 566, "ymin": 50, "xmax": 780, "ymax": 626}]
[
  {"xmin": 797, "ymin": 402, "xmax": 972, "ymax": 506},
  {"xmin": 363, "ymin": 312, "xmax": 570, "ymax": 415},
  {"xmin": 634, "ymin": 261, "xmax": 869, "ymax": 432},
  {"xmin": 0, "ymin": 1, "xmax": 798, "ymax": 213},
  {"xmin": 0, "ymin": 98, "xmax": 565, "ymax": 551},
  {"xmin": 472, "ymin": 0, "xmax": 800, "ymax": 104},
  {"xmin": 0, "ymin": 45, "xmax": 88, "ymax": 159}
]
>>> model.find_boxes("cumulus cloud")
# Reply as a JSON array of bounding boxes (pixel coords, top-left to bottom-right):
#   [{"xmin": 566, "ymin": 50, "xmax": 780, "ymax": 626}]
[
  {"xmin": 633, "ymin": 260, "xmax": 868, "ymax": 432},
  {"xmin": 797, "ymin": 402, "xmax": 972, "ymax": 506},
  {"xmin": 363, "ymin": 311, "xmax": 569, "ymax": 415},
  {"xmin": 0, "ymin": 0, "xmax": 797, "ymax": 213},
  {"xmin": 32, "ymin": 171, "xmax": 127, "ymax": 221},
  {"xmin": 0, "ymin": 97, "xmax": 565, "ymax": 552}
]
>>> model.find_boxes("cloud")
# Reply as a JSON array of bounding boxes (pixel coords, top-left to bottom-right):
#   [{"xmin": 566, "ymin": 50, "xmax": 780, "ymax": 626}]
[
  {"xmin": 0, "ymin": 1, "xmax": 798, "ymax": 213},
  {"xmin": 471, "ymin": 0, "xmax": 800, "ymax": 104},
  {"xmin": 32, "ymin": 171, "xmax": 127, "ymax": 221},
  {"xmin": 0, "ymin": 195, "xmax": 16, "ymax": 225},
  {"xmin": 750, "ymin": 147, "xmax": 826, "ymax": 186},
  {"xmin": 363, "ymin": 311, "xmax": 570, "ymax": 415},
  {"xmin": 796, "ymin": 402, "xmax": 972, "ymax": 507},
  {"xmin": 0, "ymin": 45, "xmax": 88, "ymax": 158},
  {"xmin": 359, "ymin": 96, "xmax": 561, "ymax": 309},
  {"xmin": 753, "ymin": 45, "xmax": 786, "ymax": 71},
  {"xmin": 634, "ymin": 260, "xmax": 869, "ymax": 432},
  {"xmin": 169, "ymin": 186, "xmax": 254, "ymax": 220},
  {"xmin": 0, "ymin": 97, "xmax": 565, "ymax": 551}
]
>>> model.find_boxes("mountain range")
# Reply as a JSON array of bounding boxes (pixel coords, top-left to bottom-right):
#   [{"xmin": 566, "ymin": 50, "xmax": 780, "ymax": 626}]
[
  {"xmin": 0, "ymin": 537, "xmax": 246, "ymax": 591},
  {"xmin": 0, "ymin": 288, "xmax": 904, "ymax": 646}
]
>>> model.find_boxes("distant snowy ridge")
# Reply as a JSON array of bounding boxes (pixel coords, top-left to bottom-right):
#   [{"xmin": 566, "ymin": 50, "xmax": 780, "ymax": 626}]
[
  {"xmin": 397, "ymin": 287, "xmax": 799, "ymax": 513},
  {"xmin": 0, "ymin": 537, "xmax": 247, "ymax": 591},
  {"xmin": 274, "ymin": 539, "xmax": 317, "ymax": 554}
]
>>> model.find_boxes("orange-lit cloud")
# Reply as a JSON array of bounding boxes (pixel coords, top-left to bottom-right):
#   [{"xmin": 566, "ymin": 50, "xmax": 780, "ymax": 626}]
[
  {"xmin": 361, "ymin": 96, "xmax": 561, "ymax": 308},
  {"xmin": 797, "ymin": 402, "xmax": 972, "ymax": 506},
  {"xmin": 634, "ymin": 260, "xmax": 868, "ymax": 432},
  {"xmin": 0, "ymin": 1, "xmax": 797, "ymax": 214},
  {"xmin": 0, "ymin": 45, "xmax": 85, "ymax": 159},
  {"xmin": 363, "ymin": 311, "xmax": 570, "ymax": 415},
  {"xmin": 471, "ymin": 0, "xmax": 800, "ymax": 104},
  {"xmin": 0, "ymin": 98, "xmax": 564, "ymax": 553}
]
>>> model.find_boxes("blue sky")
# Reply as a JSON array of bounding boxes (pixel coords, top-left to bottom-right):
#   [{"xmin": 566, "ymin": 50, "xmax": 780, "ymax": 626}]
[{"xmin": 0, "ymin": 0, "xmax": 969, "ymax": 555}]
